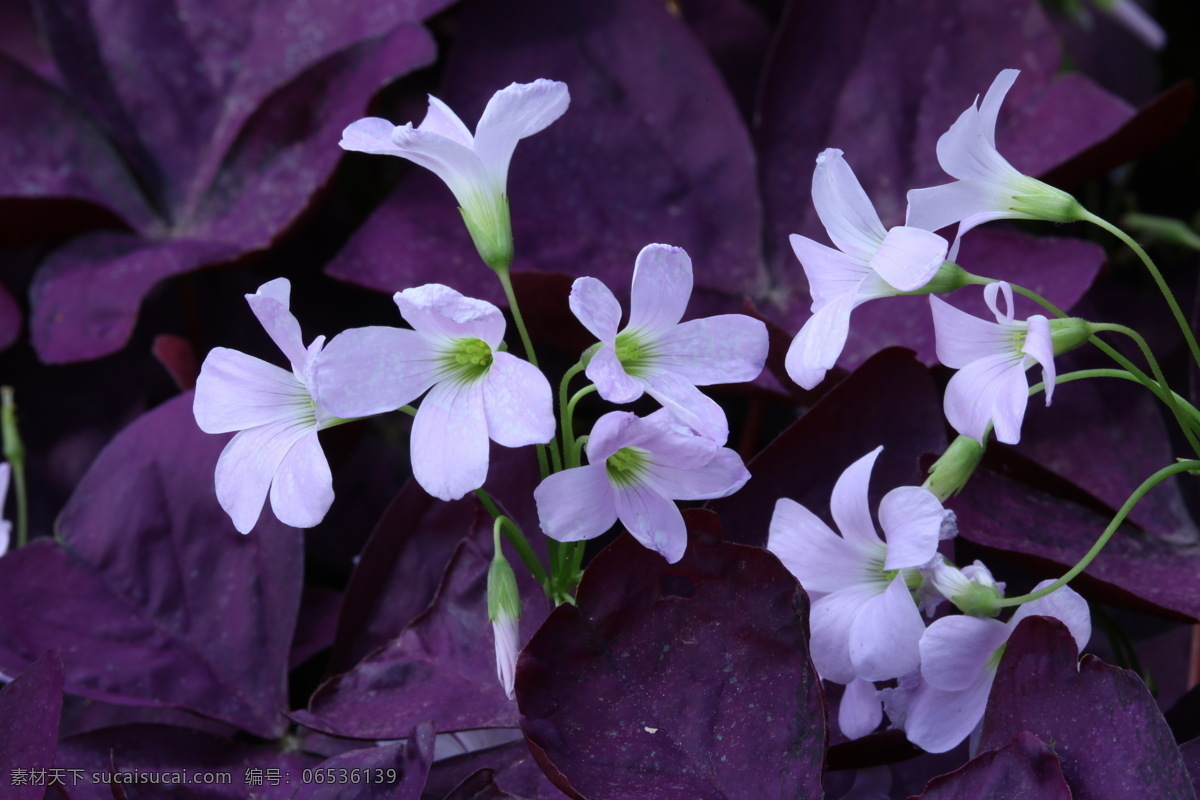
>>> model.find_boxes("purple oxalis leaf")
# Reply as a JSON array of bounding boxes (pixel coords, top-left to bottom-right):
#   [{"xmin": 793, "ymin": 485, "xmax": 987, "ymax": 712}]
[
  {"xmin": 5, "ymin": 1, "xmax": 440, "ymax": 362},
  {"xmin": 297, "ymin": 503, "xmax": 551, "ymax": 739},
  {"xmin": 0, "ymin": 393, "xmax": 304, "ymax": 737},
  {"xmin": 1182, "ymin": 738, "xmax": 1200, "ymax": 794},
  {"xmin": 54, "ymin": 724, "xmax": 321, "ymax": 800},
  {"xmin": 517, "ymin": 510, "xmax": 825, "ymax": 800},
  {"xmin": 328, "ymin": 0, "xmax": 765, "ymax": 311},
  {"xmin": 292, "ymin": 723, "xmax": 436, "ymax": 800},
  {"xmin": 424, "ymin": 740, "xmax": 567, "ymax": 800},
  {"xmin": 978, "ymin": 616, "xmax": 1196, "ymax": 800},
  {"xmin": 754, "ymin": 0, "xmax": 1130, "ymax": 369},
  {"xmin": 911, "ymin": 731, "xmax": 1071, "ymax": 800},
  {"xmin": 0, "ymin": 651, "xmax": 63, "ymax": 800},
  {"xmin": 708, "ymin": 347, "xmax": 946, "ymax": 546},
  {"xmin": 950, "ymin": 451, "xmax": 1200, "ymax": 622}
]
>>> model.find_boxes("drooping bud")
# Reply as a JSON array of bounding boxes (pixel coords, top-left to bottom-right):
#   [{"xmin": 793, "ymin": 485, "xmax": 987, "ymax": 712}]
[
  {"xmin": 923, "ymin": 436, "xmax": 984, "ymax": 502},
  {"xmin": 488, "ymin": 529, "xmax": 522, "ymax": 700}
]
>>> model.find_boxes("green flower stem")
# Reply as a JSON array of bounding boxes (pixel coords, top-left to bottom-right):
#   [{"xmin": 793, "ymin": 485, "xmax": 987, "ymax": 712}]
[
  {"xmin": 1031, "ymin": 368, "xmax": 1200, "ymax": 428},
  {"xmin": 1090, "ymin": 323, "xmax": 1200, "ymax": 456},
  {"xmin": 1083, "ymin": 211, "xmax": 1200, "ymax": 371},
  {"xmin": 558, "ymin": 361, "xmax": 586, "ymax": 470},
  {"xmin": 474, "ymin": 489, "xmax": 549, "ymax": 592},
  {"xmin": 573, "ymin": 435, "xmax": 589, "ymax": 467},
  {"xmin": 996, "ymin": 459, "xmax": 1200, "ymax": 609},
  {"xmin": 1123, "ymin": 212, "xmax": 1200, "ymax": 253},
  {"xmin": 2, "ymin": 387, "xmax": 28, "ymax": 549}
]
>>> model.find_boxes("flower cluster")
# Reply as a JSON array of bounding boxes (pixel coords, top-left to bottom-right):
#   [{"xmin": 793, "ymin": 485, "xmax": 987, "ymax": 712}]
[
  {"xmin": 768, "ymin": 448, "xmax": 1090, "ymax": 751},
  {"xmin": 786, "ymin": 69, "xmax": 1092, "ymax": 446}
]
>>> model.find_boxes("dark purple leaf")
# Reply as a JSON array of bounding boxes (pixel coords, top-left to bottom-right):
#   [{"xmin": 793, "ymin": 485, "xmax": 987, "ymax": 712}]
[
  {"xmin": 54, "ymin": 724, "xmax": 320, "ymax": 800},
  {"xmin": 0, "ymin": 651, "xmax": 63, "ymax": 800},
  {"xmin": 0, "ymin": 53, "xmax": 154, "ymax": 228},
  {"xmin": 755, "ymin": 0, "xmax": 1130, "ymax": 369},
  {"xmin": 424, "ymin": 741, "xmax": 566, "ymax": 800},
  {"xmin": 1182, "ymin": 738, "xmax": 1200, "ymax": 794},
  {"xmin": 678, "ymin": 0, "xmax": 772, "ymax": 120},
  {"xmin": 297, "ymin": 506, "xmax": 551, "ymax": 739},
  {"xmin": 950, "ymin": 452, "xmax": 1200, "ymax": 621},
  {"xmin": 708, "ymin": 347, "xmax": 946, "ymax": 546},
  {"xmin": 0, "ymin": 393, "xmax": 304, "ymax": 736},
  {"xmin": 292, "ymin": 586, "xmax": 344, "ymax": 670},
  {"xmin": 293, "ymin": 723, "xmax": 435, "ymax": 800},
  {"xmin": 979, "ymin": 616, "xmax": 1195, "ymax": 800},
  {"xmin": 29, "ymin": 23, "xmax": 436, "ymax": 363},
  {"xmin": 436, "ymin": 770, "xmax": 524, "ymax": 800},
  {"xmin": 328, "ymin": 446, "xmax": 542, "ymax": 674},
  {"xmin": 328, "ymin": 0, "xmax": 765, "ymax": 310},
  {"xmin": 517, "ymin": 510, "xmax": 825, "ymax": 800},
  {"xmin": 912, "ymin": 731, "xmax": 1071, "ymax": 800}
]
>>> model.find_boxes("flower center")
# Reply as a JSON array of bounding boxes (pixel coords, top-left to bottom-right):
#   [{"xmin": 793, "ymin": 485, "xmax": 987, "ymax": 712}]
[
  {"xmin": 614, "ymin": 330, "xmax": 655, "ymax": 377},
  {"xmin": 446, "ymin": 337, "xmax": 494, "ymax": 382},
  {"xmin": 606, "ymin": 446, "xmax": 649, "ymax": 486}
]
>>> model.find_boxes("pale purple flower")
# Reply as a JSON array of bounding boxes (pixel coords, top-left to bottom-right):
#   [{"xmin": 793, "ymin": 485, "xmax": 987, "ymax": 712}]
[
  {"xmin": 488, "ymin": 548, "xmax": 522, "ymax": 701},
  {"xmin": 906, "ymin": 70, "xmax": 1084, "ymax": 258},
  {"xmin": 786, "ymin": 149, "xmax": 948, "ymax": 390},
  {"xmin": 839, "ymin": 676, "xmax": 883, "ymax": 740},
  {"xmin": 491, "ymin": 614, "xmax": 520, "ymax": 701},
  {"xmin": 569, "ymin": 244, "xmax": 768, "ymax": 444},
  {"xmin": 193, "ymin": 279, "xmax": 336, "ymax": 533},
  {"xmin": 930, "ymin": 282, "xmax": 1054, "ymax": 445},
  {"xmin": 312, "ymin": 284, "xmax": 553, "ymax": 502},
  {"xmin": 340, "ymin": 80, "xmax": 569, "ymax": 269},
  {"xmin": 0, "ymin": 462, "xmax": 9, "ymax": 555},
  {"xmin": 766, "ymin": 447, "xmax": 945, "ymax": 684},
  {"xmin": 534, "ymin": 409, "xmax": 750, "ymax": 563},
  {"xmin": 899, "ymin": 582, "xmax": 1091, "ymax": 753}
]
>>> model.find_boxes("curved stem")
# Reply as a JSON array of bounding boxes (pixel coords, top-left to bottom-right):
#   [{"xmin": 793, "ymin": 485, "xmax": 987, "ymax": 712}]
[
  {"xmin": 475, "ymin": 489, "xmax": 549, "ymax": 590},
  {"xmin": 558, "ymin": 361, "xmax": 586, "ymax": 470},
  {"xmin": 1084, "ymin": 211, "xmax": 1200, "ymax": 370},
  {"xmin": 996, "ymin": 459, "xmax": 1200, "ymax": 608},
  {"xmin": 1091, "ymin": 323, "xmax": 1200, "ymax": 455},
  {"xmin": 1031, "ymin": 368, "xmax": 1200, "ymax": 428}
]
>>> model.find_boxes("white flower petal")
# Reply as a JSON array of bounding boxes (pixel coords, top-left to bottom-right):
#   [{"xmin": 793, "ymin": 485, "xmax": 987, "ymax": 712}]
[
  {"xmin": 1022, "ymin": 314, "xmax": 1056, "ymax": 405},
  {"xmin": 869, "ymin": 226, "xmax": 947, "ymax": 292},
  {"xmin": 644, "ymin": 447, "xmax": 749, "ymax": 502},
  {"xmin": 935, "ymin": 70, "xmax": 1022, "ymax": 185},
  {"xmin": 194, "ymin": 348, "xmax": 311, "ymax": 434},
  {"xmin": 613, "ymin": 483, "xmax": 688, "ymax": 563},
  {"xmin": 654, "ymin": 315, "xmax": 768, "ymax": 386},
  {"xmin": 642, "ymin": 370, "xmax": 729, "ymax": 445},
  {"xmin": 492, "ymin": 614, "xmax": 521, "ymax": 701},
  {"xmin": 905, "ymin": 181, "xmax": 1015, "ymax": 248},
  {"xmin": 830, "ymin": 447, "xmax": 885, "ymax": 552},
  {"xmin": 394, "ymin": 284, "xmax": 506, "ymax": 347},
  {"xmin": 483, "ymin": 353, "xmax": 555, "ymax": 447},
  {"xmin": 878, "ymin": 486, "xmax": 944, "ymax": 570},
  {"xmin": 902, "ymin": 672, "xmax": 995, "ymax": 754},
  {"xmin": 767, "ymin": 498, "xmax": 870, "ymax": 595},
  {"xmin": 627, "ymin": 244, "xmax": 693, "ymax": 334},
  {"xmin": 788, "ymin": 234, "xmax": 869, "ymax": 313},
  {"xmin": 474, "ymin": 79, "xmax": 570, "ymax": 193},
  {"xmin": 584, "ymin": 411, "xmax": 643, "ymax": 463},
  {"xmin": 534, "ymin": 465, "xmax": 618, "ymax": 542},
  {"xmin": 340, "ymin": 117, "xmax": 408, "ymax": 156},
  {"xmin": 410, "ymin": 380, "xmax": 489, "ymax": 501},
  {"xmin": 839, "ymin": 677, "xmax": 883, "ymax": 740},
  {"xmin": 810, "ymin": 587, "xmax": 874, "ymax": 684},
  {"xmin": 312, "ymin": 326, "xmax": 441, "ymax": 419},
  {"xmin": 929, "ymin": 294, "xmax": 1014, "ymax": 369},
  {"xmin": 268, "ymin": 428, "xmax": 333, "ymax": 529},
  {"xmin": 919, "ymin": 615, "xmax": 1010, "ymax": 691},
  {"xmin": 810, "ymin": 148, "xmax": 887, "ymax": 262},
  {"xmin": 849, "ymin": 574, "xmax": 926, "ymax": 681},
  {"xmin": 1010, "ymin": 581, "xmax": 1091, "ymax": 653},
  {"xmin": 418, "ymin": 95, "xmax": 475, "ymax": 147},
  {"xmin": 585, "ymin": 345, "xmax": 644, "ymax": 404},
  {"xmin": 390, "ymin": 124, "xmax": 493, "ymax": 212},
  {"xmin": 246, "ymin": 279, "xmax": 309, "ymax": 376},
  {"xmin": 215, "ymin": 421, "xmax": 311, "ymax": 534},
  {"xmin": 569, "ymin": 277, "xmax": 622, "ymax": 343},
  {"xmin": 942, "ymin": 352, "xmax": 1029, "ymax": 444},
  {"xmin": 784, "ymin": 292, "xmax": 858, "ymax": 391}
]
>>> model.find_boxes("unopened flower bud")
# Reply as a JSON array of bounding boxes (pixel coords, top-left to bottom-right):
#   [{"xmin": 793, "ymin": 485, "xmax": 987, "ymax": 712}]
[
  {"xmin": 931, "ymin": 559, "xmax": 1004, "ymax": 617},
  {"xmin": 924, "ymin": 436, "xmax": 984, "ymax": 502},
  {"xmin": 488, "ymin": 546, "xmax": 522, "ymax": 700}
]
